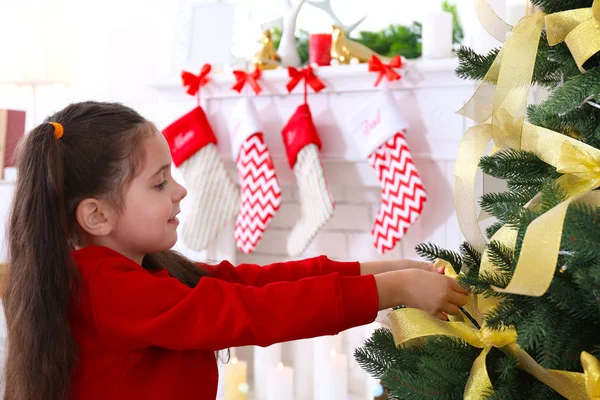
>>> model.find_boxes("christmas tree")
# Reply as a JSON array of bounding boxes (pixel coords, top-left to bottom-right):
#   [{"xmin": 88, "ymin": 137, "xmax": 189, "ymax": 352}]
[{"xmin": 356, "ymin": 0, "xmax": 600, "ymax": 398}]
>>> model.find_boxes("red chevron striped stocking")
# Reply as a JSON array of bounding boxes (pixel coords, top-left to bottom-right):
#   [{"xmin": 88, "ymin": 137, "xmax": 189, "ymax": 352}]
[
  {"xmin": 368, "ymin": 132, "xmax": 426, "ymax": 253},
  {"xmin": 230, "ymin": 98, "xmax": 281, "ymax": 253},
  {"xmin": 349, "ymin": 90, "xmax": 426, "ymax": 254}
]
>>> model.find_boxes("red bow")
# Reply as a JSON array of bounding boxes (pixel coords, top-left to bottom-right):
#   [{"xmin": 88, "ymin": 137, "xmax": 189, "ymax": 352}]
[
  {"xmin": 181, "ymin": 64, "xmax": 212, "ymax": 96},
  {"xmin": 232, "ymin": 69, "xmax": 262, "ymax": 95},
  {"xmin": 368, "ymin": 55, "xmax": 402, "ymax": 87},
  {"xmin": 286, "ymin": 66, "xmax": 326, "ymax": 93}
]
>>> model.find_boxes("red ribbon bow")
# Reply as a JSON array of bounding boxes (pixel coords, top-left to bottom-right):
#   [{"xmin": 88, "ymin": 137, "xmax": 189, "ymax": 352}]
[
  {"xmin": 286, "ymin": 66, "xmax": 326, "ymax": 93},
  {"xmin": 181, "ymin": 64, "xmax": 212, "ymax": 96},
  {"xmin": 368, "ymin": 55, "xmax": 402, "ymax": 87},
  {"xmin": 232, "ymin": 69, "xmax": 262, "ymax": 95}
]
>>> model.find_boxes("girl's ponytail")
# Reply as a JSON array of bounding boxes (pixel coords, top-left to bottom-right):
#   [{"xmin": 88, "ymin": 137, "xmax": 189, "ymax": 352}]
[{"xmin": 4, "ymin": 123, "xmax": 79, "ymax": 400}]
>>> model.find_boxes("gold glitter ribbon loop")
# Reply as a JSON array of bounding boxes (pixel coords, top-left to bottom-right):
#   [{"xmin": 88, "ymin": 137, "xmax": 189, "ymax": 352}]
[
  {"xmin": 474, "ymin": 0, "xmax": 513, "ymax": 42},
  {"xmin": 545, "ymin": 0, "xmax": 600, "ymax": 71},
  {"xmin": 388, "ymin": 278, "xmax": 595, "ymax": 398}
]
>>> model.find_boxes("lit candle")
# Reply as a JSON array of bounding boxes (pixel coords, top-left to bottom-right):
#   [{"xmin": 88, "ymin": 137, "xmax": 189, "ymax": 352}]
[
  {"xmin": 266, "ymin": 362, "xmax": 294, "ymax": 400},
  {"xmin": 254, "ymin": 344, "xmax": 282, "ymax": 400},
  {"xmin": 316, "ymin": 348, "xmax": 348, "ymax": 400},
  {"xmin": 224, "ymin": 357, "xmax": 248, "ymax": 400}
]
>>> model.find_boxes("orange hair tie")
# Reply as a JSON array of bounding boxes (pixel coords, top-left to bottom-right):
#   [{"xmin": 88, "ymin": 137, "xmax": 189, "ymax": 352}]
[{"xmin": 48, "ymin": 122, "xmax": 64, "ymax": 140}]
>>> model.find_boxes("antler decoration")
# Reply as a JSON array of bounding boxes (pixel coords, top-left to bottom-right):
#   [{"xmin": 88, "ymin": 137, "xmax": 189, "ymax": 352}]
[
  {"xmin": 277, "ymin": 0, "xmax": 306, "ymax": 67},
  {"xmin": 306, "ymin": 0, "xmax": 366, "ymax": 34}
]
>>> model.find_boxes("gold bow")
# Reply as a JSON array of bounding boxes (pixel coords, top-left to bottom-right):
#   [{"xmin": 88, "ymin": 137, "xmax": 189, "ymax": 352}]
[
  {"xmin": 545, "ymin": 0, "xmax": 600, "ymax": 71},
  {"xmin": 389, "ymin": 307, "xmax": 516, "ymax": 399},
  {"xmin": 388, "ymin": 261, "xmax": 598, "ymax": 399}
]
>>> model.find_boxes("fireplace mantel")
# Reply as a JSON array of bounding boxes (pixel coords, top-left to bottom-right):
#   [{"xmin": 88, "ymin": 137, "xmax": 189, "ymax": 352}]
[{"xmin": 150, "ymin": 56, "xmax": 476, "ymax": 276}]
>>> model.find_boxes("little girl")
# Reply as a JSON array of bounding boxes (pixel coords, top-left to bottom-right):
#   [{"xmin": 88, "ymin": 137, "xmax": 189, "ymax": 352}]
[{"xmin": 3, "ymin": 101, "xmax": 467, "ymax": 400}]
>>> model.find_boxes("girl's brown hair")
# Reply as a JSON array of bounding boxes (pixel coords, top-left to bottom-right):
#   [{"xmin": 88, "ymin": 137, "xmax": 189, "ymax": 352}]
[{"xmin": 4, "ymin": 101, "xmax": 210, "ymax": 400}]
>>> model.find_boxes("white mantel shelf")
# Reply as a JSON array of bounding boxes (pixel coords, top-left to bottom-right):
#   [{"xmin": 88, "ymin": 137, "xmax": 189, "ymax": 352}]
[
  {"xmin": 151, "ymin": 57, "xmax": 476, "ymax": 169},
  {"xmin": 152, "ymin": 58, "xmax": 474, "ymax": 101}
]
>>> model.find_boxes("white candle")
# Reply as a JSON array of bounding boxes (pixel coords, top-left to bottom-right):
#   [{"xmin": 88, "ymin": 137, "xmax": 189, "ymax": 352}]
[
  {"xmin": 313, "ymin": 335, "xmax": 342, "ymax": 400},
  {"xmin": 224, "ymin": 357, "xmax": 248, "ymax": 400},
  {"xmin": 422, "ymin": 11, "xmax": 453, "ymax": 59},
  {"xmin": 293, "ymin": 339, "xmax": 313, "ymax": 400},
  {"xmin": 254, "ymin": 344, "xmax": 282, "ymax": 399},
  {"xmin": 316, "ymin": 348, "xmax": 348, "ymax": 400},
  {"xmin": 266, "ymin": 362, "xmax": 294, "ymax": 400}
]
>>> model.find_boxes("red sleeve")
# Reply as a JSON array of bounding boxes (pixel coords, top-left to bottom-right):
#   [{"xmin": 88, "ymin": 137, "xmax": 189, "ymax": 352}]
[
  {"xmin": 91, "ymin": 259, "xmax": 378, "ymax": 351},
  {"xmin": 203, "ymin": 256, "xmax": 360, "ymax": 286}
]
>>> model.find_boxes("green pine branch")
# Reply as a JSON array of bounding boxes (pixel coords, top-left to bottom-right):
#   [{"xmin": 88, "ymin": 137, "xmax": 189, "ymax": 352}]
[
  {"xmin": 527, "ymin": 67, "xmax": 600, "ymax": 145},
  {"xmin": 486, "ymin": 221, "xmax": 505, "ymax": 238},
  {"xmin": 456, "ymin": 46, "xmax": 499, "ymax": 81},
  {"xmin": 531, "ymin": 0, "xmax": 593, "ymax": 14},
  {"xmin": 479, "ymin": 191, "xmax": 532, "ymax": 225},
  {"xmin": 460, "ymin": 242, "xmax": 482, "ymax": 277},
  {"xmin": 354, "ymin": 328, "xmax": 424, "ymax": 379},
  {"xmin": 534, "ymin": 67, "xmax": 600, "ymax": 114},
  {"xmin": 456, "ymin": 34, "xmax": 578, "ymax": 88},
  {"xmin": 415, "ymin": 243, "xmax": 462, "ymax": 272},
  {"xmin": 479, "ymin": 149, "xmax": 559, "ymax": 194}
]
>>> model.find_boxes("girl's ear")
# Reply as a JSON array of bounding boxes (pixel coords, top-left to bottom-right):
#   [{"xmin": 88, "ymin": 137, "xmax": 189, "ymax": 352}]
[{"xmin": 75, "ymin": 198, "xmax": 117, "ymax": 237}]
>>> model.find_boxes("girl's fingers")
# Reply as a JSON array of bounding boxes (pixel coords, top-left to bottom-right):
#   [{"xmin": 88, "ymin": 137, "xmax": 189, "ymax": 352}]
[
  {"xmin": 449, "ymin": 291, "xmax": 468, "ymax": 307},
  {"xmin": 441, "ymin": 303, "xmax": 460, "ymax": 316},
  {"xmin": 450, "ymin": 279, "xmax": 469, "ymax": 295},
  {"xmin": 434, "ymin": 311, "xmax": 449, "ymax": 321}
]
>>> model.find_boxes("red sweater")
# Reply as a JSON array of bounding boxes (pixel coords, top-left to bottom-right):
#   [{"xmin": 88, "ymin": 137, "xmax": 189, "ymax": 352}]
[{"xmin": 69, "ymin": 246, "xmax": 378, "ymax": 399}]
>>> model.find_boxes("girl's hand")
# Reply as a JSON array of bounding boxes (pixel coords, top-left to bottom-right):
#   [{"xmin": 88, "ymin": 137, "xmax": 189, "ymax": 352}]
[
  {"xmin": 360, "ymin": 259, "xmax": 444, "ymax": 275},
  {"xmin": 374, "ymin": 269, "xmax": 468, "ymax": 320}
]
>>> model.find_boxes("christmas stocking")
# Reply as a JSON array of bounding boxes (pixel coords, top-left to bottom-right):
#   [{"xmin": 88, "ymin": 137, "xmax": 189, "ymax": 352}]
[
  {"xmin": 163, "ymin": 106, "xmax": 240, "ymax": 251},
  {"xmin": 283, "ymin": 104, "xmax": 335, "ymax": 257},
  {"xmin": 350, "ymin": 90, "xmax": 427, "ymax": 254},
  {"xmin": 229, "ymin": 97, "xmax": 281, "ymax": 253}
]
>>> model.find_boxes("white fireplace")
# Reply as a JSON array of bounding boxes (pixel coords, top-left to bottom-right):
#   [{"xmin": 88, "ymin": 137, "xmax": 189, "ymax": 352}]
[{"xmin": 152, "ymin": 58, "xmax": 475, "ymax": 399}]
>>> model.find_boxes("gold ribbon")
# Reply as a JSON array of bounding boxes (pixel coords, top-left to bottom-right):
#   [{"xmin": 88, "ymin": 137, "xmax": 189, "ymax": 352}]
[
  {"xmin": 491, "ymin": 123, "xmax": 600, "ymax": 296},
  {"xmin": 521, "ymin": 123, "xmax": 600, "ymax": 197},
  {"xmin": 582, "ymin": 352, "xmax": 600, "ymax": 399},
  {"xmin": 545, "ymin": 0, "xmax": 600, "ymax": 71},
  {"xmin": 388, "ymin": 307, "xmax": 594, "ymax": 399},
  {"xmin": 454, "ymin": 125, "xmax": 493, "ymax": 252},
  {"xmin": 454, "ymin": 11, "xmax": 545, "ymax": 251},
  {"xmin": 494, "ymin": 190, "xmax": 600, "ymax": 296},
  {"xmin": 388, "ymin": 262, "xmax": 599, "ymax": 398},
  {"xmin": 474, "ymin": 0, "xmax": 513, "ymax": 42}
]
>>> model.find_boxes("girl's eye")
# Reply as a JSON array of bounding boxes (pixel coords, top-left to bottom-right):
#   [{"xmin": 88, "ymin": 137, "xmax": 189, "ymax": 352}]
[{"xmin": 155, "ymin": 180, "xmax": 167, "ymax": 190}]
